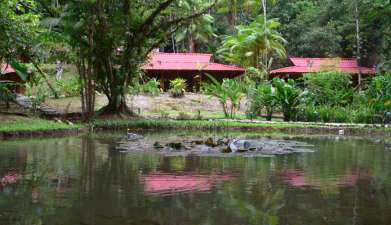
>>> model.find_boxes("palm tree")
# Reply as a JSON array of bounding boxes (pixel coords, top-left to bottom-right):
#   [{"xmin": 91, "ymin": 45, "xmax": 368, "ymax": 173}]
[
  {"xmin": 175, "ymin": 14, "xmax": 216, "ymax": 52},
  {"xmin": 219, "ymin": 16, "xmax": 287, "ymax": 77},
  {"xmin": 172, "ymin": 0, "xmax": 217, "ymax": 52}
]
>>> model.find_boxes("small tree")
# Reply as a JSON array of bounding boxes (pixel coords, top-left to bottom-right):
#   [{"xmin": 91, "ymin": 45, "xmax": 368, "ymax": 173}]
[
  {"xmin": 202, "ymin": 74, "xmax": 244, "ymax": 118},
  {"xmin": 224, "ymin": 79, "xmax": 245, "ymax": 118},
  {"xmin": 61, "ymin": 0, "xmax": 216, "ymax": 120},
  {"xmin": 202, "ymin": 75, "xmax": 229, "ymax": 117},
  {"xmin": 143, "ymin": 78, "xmax": 161, "ymax": 97}
]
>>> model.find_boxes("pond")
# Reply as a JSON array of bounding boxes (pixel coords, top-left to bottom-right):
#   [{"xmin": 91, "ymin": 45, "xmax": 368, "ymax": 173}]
[{"xmin": 0, "ymin": 131, "xmax": 391, "ymax": 225}]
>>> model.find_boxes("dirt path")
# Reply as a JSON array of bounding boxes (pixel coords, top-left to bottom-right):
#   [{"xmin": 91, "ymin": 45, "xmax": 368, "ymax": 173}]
[{"xmin": 45, "ymin": 93, "xmax": 248, "ymax": 119}]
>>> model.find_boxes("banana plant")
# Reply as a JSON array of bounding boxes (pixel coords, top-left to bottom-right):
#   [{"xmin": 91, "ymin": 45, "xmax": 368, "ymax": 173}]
[
  {"xmin": 248, "ymin": 84, "xmax": 277, "ymax": 120},
  {"xmin": 223, "ymin": 78, "xmax": 245, "ymax": 118},
  {"xmin": 273, "ymin": 78, "xmax": 306, "ymax": 121},
  {"xmin": 202, "ymin": 74, "xmax": 244, "ymax": 118}
]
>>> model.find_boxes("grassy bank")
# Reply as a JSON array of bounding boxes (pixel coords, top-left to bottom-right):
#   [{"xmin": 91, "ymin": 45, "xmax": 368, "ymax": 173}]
[
  {"xmin": 1, "ymin": 114, "xmax": 390, "ymax": 141},
  {"xmin": 0, "ymin": 119, "xmax": 80, "ymax": 132},
  {"xmin": 0, "ymin": 114, "xmax": 82, "ymax": 140},
  {"xmin": 92, "ymin": 119, "xmax": 391, "ymax": 135},
  {"xmin": 94, "ymin": 119, "xmax": 319, "ymax": 131}
]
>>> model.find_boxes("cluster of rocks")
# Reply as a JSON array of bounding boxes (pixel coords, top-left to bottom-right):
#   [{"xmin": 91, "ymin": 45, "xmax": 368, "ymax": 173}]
[{"xmin": 117, "ymin": 134, "xmax": 314, "ymax": 157}]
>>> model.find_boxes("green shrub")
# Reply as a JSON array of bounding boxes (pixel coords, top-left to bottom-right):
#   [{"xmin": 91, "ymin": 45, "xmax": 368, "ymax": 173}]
[
  {"xmin": 142, "ymin": 78, "xmax": 160, "ymax": 96},
  {"xmin": 303, "ymin": 105, "xmax": 316, "ymax": 122},
  {"xmin": 0, "ymin": 83, "xmax": 15, "ymax": 108},
  {"xmin": 304, "ymin": 72, "xmax": 353, "ymax": 106},
  {"xmin": 56, "ymin": 76, "xmax": 81, "ymax": 97},
  {"xmin": 300, "ymin": 106, "xmax": 351, "ymax": 123},
  {"xmin": 273, "ymin": 78, "xmax": 306, "ymax": 121},
  {"xmin": 352, "ymin": 106, "xmax": 375, "ymax": 124},
  {"xmin": 333, "ymin": 107, "xmax": 350, "ymax": 123},
  {"xmin": 317, "ymin": 105, "xmax": 333, "ymax": 123},
  {"xmin": 247, "ymin": 83, "xmax": 277, "ymax": 121},
  {"xmin": 169, "ymin": 78, "xmax": 187, "ymax": 98},
  {"xmin": 366, "ymin": 73, "xmax": 391, "ymax": 117}
]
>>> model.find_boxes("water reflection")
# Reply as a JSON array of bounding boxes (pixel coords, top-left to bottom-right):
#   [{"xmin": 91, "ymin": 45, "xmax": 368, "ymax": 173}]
[
  {"xmin": 281, "ymin": 169, "xmax": 374, "ymax": 189},
  {"xmin": 141, "ymin": 172, "xmax": 235, "ymax": 196},
  {"xmin": 0, "ymin": 133, "xmax": 390, "ymax": 225}
]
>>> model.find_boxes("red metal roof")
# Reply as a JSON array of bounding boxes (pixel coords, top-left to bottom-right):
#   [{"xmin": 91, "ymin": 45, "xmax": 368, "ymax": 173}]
[
  {"xmin": 142, "ymin": 52, "xmax": 245, "ymax": 72},
  {"xmin": 149, "ymin": 52, "xmax": 212, "ymax": 64},
  {"xmin": 0, "ymin": 64, "xmax": 15, "ymax": 74},
  {"xmin": 271, "ymin": 57, "xmax": 376, "ymax": 75}
]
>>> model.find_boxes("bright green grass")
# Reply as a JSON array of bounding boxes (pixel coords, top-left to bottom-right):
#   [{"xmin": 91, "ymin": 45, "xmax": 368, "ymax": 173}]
[
  {"xmin": 0, "ymin": 119, "xmax": 81, "ymax": 133},
  {"xmin": 93, "ymin": 119, "xmax": 316, "ymax": 130},
  {"xmin": 141, "ymin": 110, "xmax": 283, "ymax": 121}
]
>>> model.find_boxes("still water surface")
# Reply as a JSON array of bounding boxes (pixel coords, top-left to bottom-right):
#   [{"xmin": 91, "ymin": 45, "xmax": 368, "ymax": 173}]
[{"xmin": 0, "ymin": 131, "xmax": 391, "ymax": 225}]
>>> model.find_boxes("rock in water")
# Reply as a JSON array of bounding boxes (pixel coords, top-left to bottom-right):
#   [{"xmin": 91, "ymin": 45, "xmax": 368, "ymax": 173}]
[
  {"xmin": 167, "ymin": 142, "xmax": 183, "ymax": 149},
  {"xmin": 127, "ymin": 132, "xmax": 143, "ymax": 141},
  {"xmin": 217, "ymin": 138, "xmax": 229, "ymax": 146},
  {"xmin": 205, "ymin": 137, "xmax": 218, "ymax": 147},
  {"xmin": 153, "ymin": 142, "xmax": 164, "ymax": 149},
  {"xmin": 228, "ymin": 140, "xmax": 251, "ymax": 152},
  {"xmin": 221, "ymin": 147, "xmax": 232, "ymax": 153},
  {"xmin": 191, "ymin": 140, "xmax": 204, "ymax": 145}
]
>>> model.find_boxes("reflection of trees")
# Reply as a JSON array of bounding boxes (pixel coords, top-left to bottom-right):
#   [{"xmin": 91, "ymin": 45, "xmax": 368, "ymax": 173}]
[
  {"xmin": 2, "ymin": 136, "xmax": 391, "ymax": 225},
  {"xmin": 218, "ymin": 177, "xmax": 285, "ymax": 225},
  {"xmin": 0, "ymin": 138, "xmax": 83, "ymax": 225},
  {"xmin": 81, "ymin": 136, "xmax": 96, "ymax": 194}
]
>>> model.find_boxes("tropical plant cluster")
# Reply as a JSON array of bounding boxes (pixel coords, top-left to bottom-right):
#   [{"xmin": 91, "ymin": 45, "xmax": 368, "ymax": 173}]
[
  {"xmin": 249, "ymin": 72, "xmax": 391, "ymax": 124},
  {"xmin": 169, "ymin": 78, "xmax": 187, "ymax": 98},
  {"xmin": 242, "ymin": 77, "xmax": 305, "ymax": 121},
  {"xmin": 202, "ymin": 75, "xmax": 245, "ymax": 118}
]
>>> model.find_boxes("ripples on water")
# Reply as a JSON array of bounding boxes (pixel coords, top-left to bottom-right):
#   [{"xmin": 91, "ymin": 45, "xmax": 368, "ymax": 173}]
[{"xmin": 0, "ymin": 131, "xmax": 390, "ymax": 225}]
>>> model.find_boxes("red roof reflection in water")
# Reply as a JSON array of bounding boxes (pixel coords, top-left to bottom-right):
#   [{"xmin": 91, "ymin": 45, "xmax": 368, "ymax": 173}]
[
  {"xmin": 337, "ymin": 169, "xmax": 372, "ymax": 187},
  {"xmin": 0, "ymin": 172, "xmax": 21, "ymax": 186},
  {"xmin": 141, "ymin": 172, "xmax": 235, "ymax": 196},
  {"xmin": 282, "ymin": 169, "xmax": 373, "ymax": 189},
  {"xmin": 282, "ymin": 170, "xmax": 310, "ymax": 188}
]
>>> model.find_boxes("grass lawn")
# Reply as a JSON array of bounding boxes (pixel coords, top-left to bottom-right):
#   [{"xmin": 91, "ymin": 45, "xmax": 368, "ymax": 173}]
[
  {"xmin": 0, "ymin": 114, "xmax": 81, "ymax": 133},
  {"xmin": 93, "ymin": 119, "xmax": 317, "ymax": 130}
]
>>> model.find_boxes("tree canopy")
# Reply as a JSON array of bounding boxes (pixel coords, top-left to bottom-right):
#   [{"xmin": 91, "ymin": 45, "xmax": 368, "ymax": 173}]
[{"xmin": 1, "ymin": 0, "xmax": 390, "ymax": 119}]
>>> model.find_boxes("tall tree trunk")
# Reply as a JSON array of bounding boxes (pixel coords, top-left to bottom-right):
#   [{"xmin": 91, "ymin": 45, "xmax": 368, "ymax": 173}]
[
  {"xmin": 78, "ymin": 57, "xmax": 95, "ymax": 121},
  {"xmin": 229, "ymin": 0, "xmax": 237, "ymax": 28},
  {"xmin": 188, "ymin": 34, "xmax": 196, "ymax": 52},
  {"xmin": 262, "ymin": 0, "xmax": 269, "ymax": 79},
  {"xmin": 354, "ymin": 0, "xmax": 362, "ymax": 89},
  {"xmin": 77, "ymin": 25, "xmax": 96, "ymax": 122},
  {"xmin": 100, "ymin": 91, "xmax": 134, "ymax": 117}
]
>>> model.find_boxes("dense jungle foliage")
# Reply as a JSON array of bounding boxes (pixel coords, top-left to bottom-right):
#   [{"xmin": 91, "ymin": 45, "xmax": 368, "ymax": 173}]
[{"xmin": 1, "ymin": 0, "xmax": 391, "ymax": 122}]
